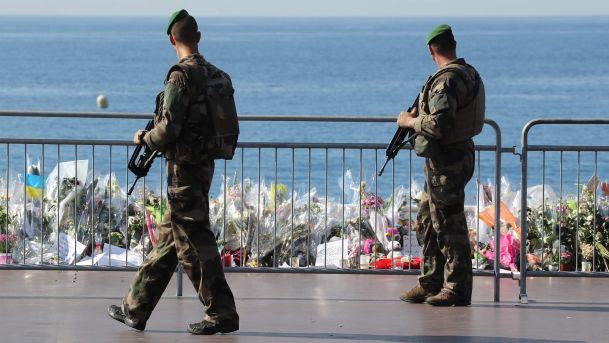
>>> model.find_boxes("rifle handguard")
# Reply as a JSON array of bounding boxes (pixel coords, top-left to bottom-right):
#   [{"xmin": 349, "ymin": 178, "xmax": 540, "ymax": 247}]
[
  {"xmin": 127, "ymin": 120, "xmax": 159, "ymax": 195},
  {"xmin": 378, "ymin": 129, "xmax": 417, "ymax": 177},
  {"xmin": 378, "ymin": 95, "xmax": 420, "ymax": 177}
]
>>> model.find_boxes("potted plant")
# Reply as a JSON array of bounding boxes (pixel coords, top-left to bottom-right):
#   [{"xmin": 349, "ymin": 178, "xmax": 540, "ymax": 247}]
[
  {"xmin": 580, "ymin": 243, "xmax": 593, "ymax": 272},
  {"xmin": 0, "ymin": 233, "xmax": 17, "ymax": 264},
  {"xmin": 548, "ymin": 252, "xmax": 559, "ymax": 271},
  {"xmin": 559, "ymin": 251, "xmax": 572, "ymax": 271}
]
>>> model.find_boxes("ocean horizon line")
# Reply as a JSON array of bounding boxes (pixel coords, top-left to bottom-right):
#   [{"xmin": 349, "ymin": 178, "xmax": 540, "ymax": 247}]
[{"xmin": 1, "ymin": 14, "xmax": 609, "ymax": 20}]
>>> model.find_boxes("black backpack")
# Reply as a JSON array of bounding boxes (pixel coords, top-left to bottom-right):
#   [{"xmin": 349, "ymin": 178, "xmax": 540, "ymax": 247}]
[{"xmin": 167, "ymin": 61, "xmax": 240, "ymax": 160}]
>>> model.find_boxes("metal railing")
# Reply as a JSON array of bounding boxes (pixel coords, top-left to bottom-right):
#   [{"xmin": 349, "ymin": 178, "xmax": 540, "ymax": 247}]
[
  {"xmin": 519, "ymin": 119, "xmax": 609, "ymax": 304},
  {"xmin": 0, "ymin": 111, "xmax": 504, "ymax": 301}
]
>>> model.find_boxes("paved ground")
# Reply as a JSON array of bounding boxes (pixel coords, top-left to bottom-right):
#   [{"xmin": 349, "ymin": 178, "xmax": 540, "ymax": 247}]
[{"xmin": 1, "ymin": 270, "xmax": 608, "ymax": 342}]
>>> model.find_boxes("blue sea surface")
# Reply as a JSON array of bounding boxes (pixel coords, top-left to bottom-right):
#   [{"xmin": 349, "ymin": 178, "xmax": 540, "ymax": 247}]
[{"xmin": 0, "ymin": 16, "xmax": 608, "ymax": 199}]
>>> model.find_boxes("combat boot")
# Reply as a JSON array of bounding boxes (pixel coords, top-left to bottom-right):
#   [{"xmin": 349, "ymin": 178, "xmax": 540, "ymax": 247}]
[
  {"xmin": 187, "ymin": 320, "xmax": 239, "ymax": 335},
  {"xmin": 107, "ymin": 304, "xmax": 146, "ymax": 331},
  {"xmin": 426, "ymin": 289, "xmax": 471, "ymax": 307},
  {"xmin": 399, "ymin": 285, "xmax": 440, "ymax": 303}
]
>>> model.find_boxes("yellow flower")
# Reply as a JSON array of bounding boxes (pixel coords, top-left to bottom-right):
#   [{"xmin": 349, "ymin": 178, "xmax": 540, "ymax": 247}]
[{"xmin": 580, "ymin": 243, "xmax": 594, "ymax": 261}]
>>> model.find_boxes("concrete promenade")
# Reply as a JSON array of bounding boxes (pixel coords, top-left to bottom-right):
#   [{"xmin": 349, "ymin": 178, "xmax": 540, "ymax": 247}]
[{"xmin": 1, "ymin": 270, "xmax": 608, "ymax": 342}]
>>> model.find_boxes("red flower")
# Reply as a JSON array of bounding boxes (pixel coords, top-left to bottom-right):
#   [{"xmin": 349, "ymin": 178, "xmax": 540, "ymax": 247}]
[{"xmin": 601, "ymin": 181, "xmax": 609, "ymax": 197}]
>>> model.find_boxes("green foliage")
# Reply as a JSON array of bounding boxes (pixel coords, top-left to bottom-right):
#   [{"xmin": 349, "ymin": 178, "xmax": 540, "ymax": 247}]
[
  {"xmin": 110, "ymin": 231, "xmax": 126, "ymax": 248},
  {"xmin": 0, "ymin": 202, "xmax": 14, "ymax": 230}
]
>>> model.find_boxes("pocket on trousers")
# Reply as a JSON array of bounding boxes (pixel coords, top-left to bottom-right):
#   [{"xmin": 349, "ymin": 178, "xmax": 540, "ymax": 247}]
[
  {"xmin": 168, "ymin": 186, "xmax": 195, "ymax": 212},
  {"xmin": 429, "ymin": 170, "xmax": 453, "ymax": 189}
]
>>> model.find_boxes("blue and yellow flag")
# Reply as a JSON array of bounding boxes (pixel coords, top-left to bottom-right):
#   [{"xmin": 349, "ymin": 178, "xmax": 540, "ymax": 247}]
[{"xmin": 25, "ymin": 174, "xmax": 44, "ymax": 198}]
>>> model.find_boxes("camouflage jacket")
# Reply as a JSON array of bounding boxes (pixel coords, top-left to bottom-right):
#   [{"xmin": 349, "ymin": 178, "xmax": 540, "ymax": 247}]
[
  {"xmin": 144, "ymin": 53, "xmax": 231, "ymax": 163},
  {"xmin": 413, "ymin": 58, "xmax": 485, "ymax": 146}
]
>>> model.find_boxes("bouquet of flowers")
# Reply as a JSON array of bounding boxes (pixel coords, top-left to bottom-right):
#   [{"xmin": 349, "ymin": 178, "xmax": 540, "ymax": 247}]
[
  {"xmin": 574, "ymin": 185, "xmax": 609, "ymax": 271},
  {"xmin": 524, "ymin": 177, "xmax": 609, "ymax": 271},
  {"xmin": 0, "ymin": 233, "xmax": 17, "ymax": 253},
  {"xmin": 359, "ymin": 182, "xmax": 383, "ymax": 217},
  {"xmin": 0, "ymin": 196, "xmax": 14, "ymax": 232},
  {"xmin": 211, "ymin": 177, "xmax": 261, "ymax": 265},
  {"xmin": 73, "ymin": 173, "xmax": 129, "ymax": 257}
]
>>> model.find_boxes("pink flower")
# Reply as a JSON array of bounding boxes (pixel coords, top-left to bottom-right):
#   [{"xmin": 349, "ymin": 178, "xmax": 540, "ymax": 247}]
[
  {"xmin": 555, "ymin": 204, "xmax": 569, "ymax": 215},
  {"xmin": 0, "ymin": 234, "xmax": 17, "ymax": 243},
  {"xmin": 482, "ymin": 234, "xmax": 517, "ymax": 271},
  {"xmin": 363, "ymin": 239, "xmax": 375, "ymax": 254},
  {"xmin": 360, "ymin": 193, "xmax": 383, "ymax": 216},
  {"xmin": 559, "ymin": 251, "xmax": 572, "ymax": 264},
  {"xmin": 386, "ymin": 227, "xmax": 399, "ymax": 236},
  {"xmin": 227, "ymin": 185, "xmax": 241, "ymax": 199}
]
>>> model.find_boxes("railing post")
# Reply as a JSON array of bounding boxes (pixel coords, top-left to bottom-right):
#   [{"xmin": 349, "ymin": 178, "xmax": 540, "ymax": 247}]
[
  {"xmin": 519, "ymin": 123, "xmax": 530, "ymax": 304},
  {"xmin": 482, "ymin": 120, "xmax": 502, "ymax": 303},
  {"xmin": 176, "ymin": 265, "xmax": 183, "ymax": 297},
  {"xmin": 486, "ymin": 120, "xmax": 502, "ymax": 303}
]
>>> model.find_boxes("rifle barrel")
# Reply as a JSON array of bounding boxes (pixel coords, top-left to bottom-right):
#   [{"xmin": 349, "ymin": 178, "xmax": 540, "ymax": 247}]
[
  {"xmin": 127, "ymin": 176, "xmax": 141, "ymax": 196},
  {"xmin": 378, "ymin": 158, "xmax": 391, "ymax": 177}
]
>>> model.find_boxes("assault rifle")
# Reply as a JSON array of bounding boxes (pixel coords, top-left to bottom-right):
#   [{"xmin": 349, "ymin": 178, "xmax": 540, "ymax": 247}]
[
  {"xmin": 378, "ymin": 95, "xmax": 420, "ymax": 177},
  {"xmin": 127, "ymin": 119, "xmax": 160, "ymax": 195}
]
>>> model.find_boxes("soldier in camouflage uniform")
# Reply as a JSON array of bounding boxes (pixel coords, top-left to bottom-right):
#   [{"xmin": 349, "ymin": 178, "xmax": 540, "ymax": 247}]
[
  {"xmin": 108, "ymin": 10, "xmax": 239, "ymax": 334},
  {"xmin": 396, "ymin": 24, "xmax": 485, "ymax": 306}
]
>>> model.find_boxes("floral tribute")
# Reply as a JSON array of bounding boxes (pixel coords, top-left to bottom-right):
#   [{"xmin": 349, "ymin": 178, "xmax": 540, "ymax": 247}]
[{"xmin": 3, "ymin": 158, "xmax": 609, "ymax": 274}]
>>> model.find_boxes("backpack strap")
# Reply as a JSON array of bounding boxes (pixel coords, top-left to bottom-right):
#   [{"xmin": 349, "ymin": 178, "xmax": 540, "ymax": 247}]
[
  {"xmin": 165, "ymin": 64, "xmax": 186, "ymax": 83},
  {"xmin": 424, "ymin": 63, "xmax": 481, "ymax": 110}
]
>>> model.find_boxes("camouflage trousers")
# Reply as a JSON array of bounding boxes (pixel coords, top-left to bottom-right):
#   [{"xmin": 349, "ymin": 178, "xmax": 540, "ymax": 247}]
[
  {"xmin": 416, "ymin": 143, "xmax": 474, "ymax": 299},
  {"xmin": 123, "ymin": 159, "xmax": 238, "ymax": 324}
]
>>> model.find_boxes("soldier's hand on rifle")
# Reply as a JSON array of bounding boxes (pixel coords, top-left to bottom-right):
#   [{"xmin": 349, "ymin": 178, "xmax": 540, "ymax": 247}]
[
  {"xmin": 133, "ymin": 130, "xmax": 147, "ymax": 145},
  {"xmin": 396, "ymin": 107, "xmax": 417, "ymax": 129}
]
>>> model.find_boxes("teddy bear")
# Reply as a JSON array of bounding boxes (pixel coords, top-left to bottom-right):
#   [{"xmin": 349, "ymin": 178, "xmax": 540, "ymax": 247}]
[{"xmin": 385, "ymin": 225, "xmax": 403, "ymax": 259}]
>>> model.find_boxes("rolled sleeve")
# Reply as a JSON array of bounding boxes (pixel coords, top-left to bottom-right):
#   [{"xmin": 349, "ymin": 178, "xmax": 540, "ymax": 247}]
[
  {"xmin": 143, "ymin": 131, "xmax": 161, "ymax": 151},
  {"xmin": 413, "ymin": 116, "xmax": 424, "ymax": 134}
]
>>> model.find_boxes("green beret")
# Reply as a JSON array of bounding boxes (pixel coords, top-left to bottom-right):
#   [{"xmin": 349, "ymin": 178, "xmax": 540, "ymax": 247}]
[
  {"xmin": 167, "ymin": 9, "xmax": 189, "ymax": 35},
  {"xmin": 425, "ymin": 24, "xmax": 452, "ymax": 45}
]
